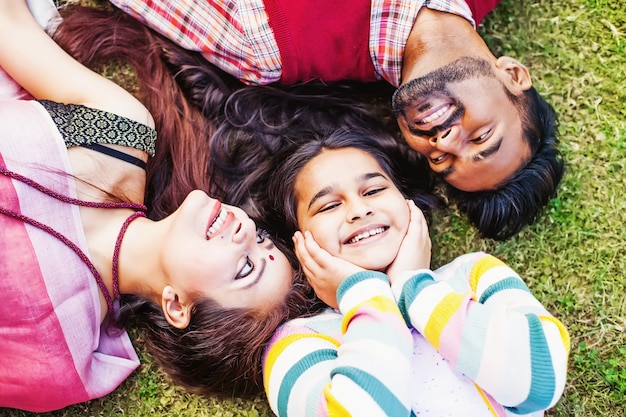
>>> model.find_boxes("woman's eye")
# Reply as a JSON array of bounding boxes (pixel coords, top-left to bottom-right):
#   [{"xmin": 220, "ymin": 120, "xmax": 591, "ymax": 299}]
[
  {"xmin": 256, "ymin": 229, "xmax": 268, "ymax": 244},
  {"xmin": 236, "ymin": 257, "xmax": 254, "ymax": 280}
]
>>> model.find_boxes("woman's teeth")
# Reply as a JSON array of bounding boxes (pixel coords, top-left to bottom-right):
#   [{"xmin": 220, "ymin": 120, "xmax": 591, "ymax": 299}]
[
  {"xmin": 348, "ymin": 227, "xmax": 385, "ymax": 244},
  {"xmin": 207, "ymin": 208, "xmax": 227, "ymax": 238}
]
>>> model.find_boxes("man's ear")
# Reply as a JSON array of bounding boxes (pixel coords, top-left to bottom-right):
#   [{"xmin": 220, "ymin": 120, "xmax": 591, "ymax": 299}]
[
  {"xmin": 161, "ymin": 285, "xmax": 191, "ymax": 329},
  {"xmin": 496, "ymin": 56, "xmax": 532, "ymax": 94}
]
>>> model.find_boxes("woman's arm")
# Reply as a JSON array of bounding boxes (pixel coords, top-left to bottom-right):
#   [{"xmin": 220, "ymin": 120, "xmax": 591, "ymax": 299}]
[
  {"xmin": 0, "ymin": 0, "xmax": 153, "ymax": 128},
  {"xmin": 392, "ymin": 252, "xmax": 570, "ymax": 414},
  {"xmin": 263, "ymin": 271, "xmax": 414, "ymax": 417}
]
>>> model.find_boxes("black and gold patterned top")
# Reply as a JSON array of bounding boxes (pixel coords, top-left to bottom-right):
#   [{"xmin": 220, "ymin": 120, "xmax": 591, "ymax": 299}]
[{"xmin": 39, "ymin": 100, "xmax": 156, "ymax": 157}]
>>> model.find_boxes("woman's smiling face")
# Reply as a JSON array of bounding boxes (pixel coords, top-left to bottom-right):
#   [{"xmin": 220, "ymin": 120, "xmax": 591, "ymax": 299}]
[
  {"xmin": 294, "ymin": 147, "xmax": 409, "ymax": 272},
  {"xmin": 161, "ymin": 190, "xmax": 293, "ymax": 311}
]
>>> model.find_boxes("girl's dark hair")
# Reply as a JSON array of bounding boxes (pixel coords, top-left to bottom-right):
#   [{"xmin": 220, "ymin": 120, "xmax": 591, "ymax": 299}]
[
  {"xmin": 208, "ymin": 81, "xmax": 438, "ymax": 237},
  {"xmin": 53, "ymin": 3, "xmax": 242, "ymax": 219},
  {"xmin": 266, "ymin": 129, "xmax": 439, "ymax": 242}
]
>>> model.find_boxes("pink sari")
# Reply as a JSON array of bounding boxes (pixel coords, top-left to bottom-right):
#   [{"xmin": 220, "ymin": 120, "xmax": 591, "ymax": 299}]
[{"xmin": 0, "ymin": 77, "xmax": 139, "ymax": 412}]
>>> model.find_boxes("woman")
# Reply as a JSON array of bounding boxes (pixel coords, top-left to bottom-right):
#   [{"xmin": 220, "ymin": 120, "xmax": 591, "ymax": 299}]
[{"xmin": 0, "ymin": 1, "xmax": 317, "ymax": 412}]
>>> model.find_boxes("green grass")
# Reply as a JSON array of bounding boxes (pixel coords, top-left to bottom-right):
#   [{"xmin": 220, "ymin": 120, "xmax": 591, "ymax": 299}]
[{"xmin": 7, "ymin": 0, "xmax": 626, "ymax": 415}]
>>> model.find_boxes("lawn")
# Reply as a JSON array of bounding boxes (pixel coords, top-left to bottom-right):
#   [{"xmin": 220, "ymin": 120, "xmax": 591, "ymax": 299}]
[{"xmin": 5, "ymin": 0, "xmax": 626, "ymax": 416}]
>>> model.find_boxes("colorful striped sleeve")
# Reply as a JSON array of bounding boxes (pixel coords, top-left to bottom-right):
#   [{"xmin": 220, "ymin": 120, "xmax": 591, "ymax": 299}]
[
  {"xmin": 391, "ymin": 252, "xmax": 570, "ymax": 414},
  {"xmin": 263, "ymin": 270, "xmax": 414, "ymax": 417}
]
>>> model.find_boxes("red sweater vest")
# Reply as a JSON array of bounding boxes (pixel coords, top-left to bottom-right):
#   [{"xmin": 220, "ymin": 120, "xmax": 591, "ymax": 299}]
[
  {"xmin": 262, "ymin": 0, "xmax": 502, "ymax": 85},
  {"xmin": 263, "ymin": 0, "xmax": 376, "ymax": 85}
]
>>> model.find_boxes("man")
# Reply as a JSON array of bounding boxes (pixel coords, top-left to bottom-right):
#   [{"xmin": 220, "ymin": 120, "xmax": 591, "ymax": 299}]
[{"xmin": 111, "ymin": 0, "xmax": 563, "ymax": 239}]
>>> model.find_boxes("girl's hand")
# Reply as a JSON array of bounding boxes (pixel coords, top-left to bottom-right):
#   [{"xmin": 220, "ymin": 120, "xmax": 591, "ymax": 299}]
[
  {"xmin": 386, "ymin": 200, "xmax": 431, "ymax": 283},
  {"xmin": 293, "ymin": 230, "xmax": 363, "ymax": 309}
]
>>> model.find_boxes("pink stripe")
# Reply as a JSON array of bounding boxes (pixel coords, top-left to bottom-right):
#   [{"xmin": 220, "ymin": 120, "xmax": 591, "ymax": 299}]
[
  {"xmin": 0, "ymin": 152, "xmax": 88, "ymax": 411},
  {"xmin": 436, "ymin": 294, "xmax": 472, "ymax": 366}
]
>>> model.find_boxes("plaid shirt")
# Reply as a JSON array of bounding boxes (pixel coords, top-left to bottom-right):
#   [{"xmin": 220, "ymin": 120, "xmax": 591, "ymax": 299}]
[{"xmin": 111, "ymin": 0, "xmax": 475, "ymax": 86}]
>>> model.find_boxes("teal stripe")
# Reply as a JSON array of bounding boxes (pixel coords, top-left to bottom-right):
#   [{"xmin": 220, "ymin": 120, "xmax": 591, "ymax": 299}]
[
  {"xmin": 330, "ymin": 366, "xmax": 411, "ymax": 416},
  {"xmin": 506, "ymin": 314, "xmax": 555, "ymax": 414},
  {"xmin": 277, "ymin": 349, "xmax": 337, "ymax": 417},
  {"xmin": 396, "ymin": 272, "xmax": 435, "ymax": 326},
  {"xmin": 337, "ymin": 270, "xmax": 388, "ymax": 303},
  {"xmin": 456, "ymin": 306, "xmax": 489, "ymax": 378},
  {"xmin": 478, "ymin": 277, "xmax": 530, "ymax": 304}
]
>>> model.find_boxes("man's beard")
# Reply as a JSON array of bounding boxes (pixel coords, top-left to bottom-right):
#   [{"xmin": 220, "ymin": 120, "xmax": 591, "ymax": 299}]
[{"xmin": 392, "ymin": 56, "xmax": 494, "ymax": 115}]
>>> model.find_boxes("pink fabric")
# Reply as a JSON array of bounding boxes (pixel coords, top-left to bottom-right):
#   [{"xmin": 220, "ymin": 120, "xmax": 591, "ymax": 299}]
[
  {"xmin": 0, "ymin": 100, "xmax": 139, "ymax": 412},
  {"xmin": 0, "ymin": 68, "xmax": 32, "ymax": 100}
]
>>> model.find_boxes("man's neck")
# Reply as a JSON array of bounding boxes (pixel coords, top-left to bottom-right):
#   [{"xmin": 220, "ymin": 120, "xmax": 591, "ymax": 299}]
[{"xmin": 401, "ymin": 8, "xmax": 494, "ymax": 84}]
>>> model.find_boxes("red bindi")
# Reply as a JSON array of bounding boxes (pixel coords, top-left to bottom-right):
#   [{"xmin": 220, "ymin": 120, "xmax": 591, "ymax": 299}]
[{"xmin": 269, "ymin": 255, "xmax": 275, "ymax": 261}]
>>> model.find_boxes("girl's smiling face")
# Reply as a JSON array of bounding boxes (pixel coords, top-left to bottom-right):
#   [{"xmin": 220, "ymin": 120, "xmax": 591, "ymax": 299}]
[{"xmin": 294, "ymin": 147, "xmax": 409, "ymax": 272}]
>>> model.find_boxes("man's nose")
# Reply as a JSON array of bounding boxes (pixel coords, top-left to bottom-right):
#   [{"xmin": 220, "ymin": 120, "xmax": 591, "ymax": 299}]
[
  {"xmin": 429, "ymin": 127, "xmax": 462, "ymax": 152},
  {"xmin": 429, "ymin": 128, "xmax": 452, "ymax": 145}
]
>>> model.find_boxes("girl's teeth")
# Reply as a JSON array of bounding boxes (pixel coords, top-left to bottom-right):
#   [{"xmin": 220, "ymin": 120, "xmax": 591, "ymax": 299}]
[{"xmin": 349, "ymin": 227, "xmax": 385, "ymax": 244}]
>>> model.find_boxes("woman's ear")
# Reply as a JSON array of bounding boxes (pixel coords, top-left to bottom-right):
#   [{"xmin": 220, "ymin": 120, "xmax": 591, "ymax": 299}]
[
  {"xmin": 161, "ymin": 285, "xmax": 191, "ymax": 329},
  {"xmin": 495, "ymin": 56, "xmax": 532, "ymax": 94}
]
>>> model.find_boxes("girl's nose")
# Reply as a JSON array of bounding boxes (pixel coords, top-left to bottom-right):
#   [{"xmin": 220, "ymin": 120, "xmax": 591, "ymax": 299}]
[{"xmin": 347, "ymin": 200, "xmax": 374, "ymax": 222}]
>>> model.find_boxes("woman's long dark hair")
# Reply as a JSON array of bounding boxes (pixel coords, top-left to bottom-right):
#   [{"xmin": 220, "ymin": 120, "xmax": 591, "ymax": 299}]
[
  {"xmin": 53, "ymin": 4, "xmax": 328, "ymax": 398},
  {"xmin": 54, "ymin": 3, "xmax": 242, "ymax": 220}
]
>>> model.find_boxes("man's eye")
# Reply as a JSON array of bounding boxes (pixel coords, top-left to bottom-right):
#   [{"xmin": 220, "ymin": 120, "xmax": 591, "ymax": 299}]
[
  {"xmin": 236, "ymin": 257, "xmax": 254, "ymax": 280},
  {"xmin": 431, "ymin": 153, "xmax": 447, "ymax": 164},
  {"xmin": 471, "ymin": 130, "xmax": 491, "ymax": 143}
]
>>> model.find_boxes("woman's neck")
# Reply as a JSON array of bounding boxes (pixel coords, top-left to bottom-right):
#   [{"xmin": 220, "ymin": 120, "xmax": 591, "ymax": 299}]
[{"xmin": 81, "ymin": 207, "xmax": 163, "ymax": 317}]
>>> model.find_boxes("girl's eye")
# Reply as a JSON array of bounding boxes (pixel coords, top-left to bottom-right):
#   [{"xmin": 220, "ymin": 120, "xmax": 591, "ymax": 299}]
[
  {"xmin": 364, "ymin": 187, "xmax": 385, "ymax": 196},
  {"xmin": 236, "ymin": 257, "xmax": 254, "ymax": 280},
  {"xmin": 471, "ymin": 130, "xmax": 491, "ymax": 143},
  {"xmin": 318, "ymin": 202, "xmax": 340, "ymax": 213}
]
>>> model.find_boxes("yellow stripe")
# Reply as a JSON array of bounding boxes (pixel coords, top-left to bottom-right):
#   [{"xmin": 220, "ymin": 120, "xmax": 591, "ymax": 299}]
[
  {"xmin": 324, "ymin": 383, "xmax": 352, "ymax": 417},
  {"xmin": 423, "ymin": 292, "xmax": 465, "ymax": 350},
  {"xmin": 474, "ymin": 383, "xmax": 501, "ymax": 417},
  {"xmin": 540, "ymin": 315, "xmax": 571, "ymax": 352},
  {"xmin": 342, "ymin": 295, "xmax": 402, "ymax": 333},
  {"xmin": 263, "ymin": 333, "xmax": 340, "ymax": 389},
  {"xmin": 469, "ymin": 255, "xmax": 505, "ymax": 294}
]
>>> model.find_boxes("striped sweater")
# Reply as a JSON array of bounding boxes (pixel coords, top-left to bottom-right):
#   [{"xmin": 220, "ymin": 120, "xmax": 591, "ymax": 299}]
[{"xmin": 262, "ymin": 252, "xmax": 570, "ymax": 417}]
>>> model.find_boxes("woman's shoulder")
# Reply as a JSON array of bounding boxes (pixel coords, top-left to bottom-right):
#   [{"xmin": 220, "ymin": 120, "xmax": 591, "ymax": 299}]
[{"xmin": 38, "ymin": 99, "xmax": 156, "ymax": 156}]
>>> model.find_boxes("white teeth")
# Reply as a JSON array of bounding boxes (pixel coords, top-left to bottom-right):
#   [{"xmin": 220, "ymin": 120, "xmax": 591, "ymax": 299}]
[
  {"xmin": 348, "ymin": 227, "xmax": 385, "ymax": 244},
  {"xmin": 420, "ymin": 106, "xmax": 448, "ymax": 124},
  {"xmin": 207, "ymin": 208, "xmax": 227, "ymax": 239}
]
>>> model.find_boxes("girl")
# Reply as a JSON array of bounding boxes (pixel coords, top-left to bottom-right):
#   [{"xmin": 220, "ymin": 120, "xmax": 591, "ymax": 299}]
[
  {"xmin": 0, "ymin": 1, "xmax": 315, "ymax": 411},
  {"xmin": 261, "ymin": 130, "xmax": 570, "ymax": 416}
]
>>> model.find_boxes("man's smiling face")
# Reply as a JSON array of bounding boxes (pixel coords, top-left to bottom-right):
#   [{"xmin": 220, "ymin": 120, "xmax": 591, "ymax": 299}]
[{"xmin": 393, "ymin": 57, "xmax": 530, "ymax": 191}]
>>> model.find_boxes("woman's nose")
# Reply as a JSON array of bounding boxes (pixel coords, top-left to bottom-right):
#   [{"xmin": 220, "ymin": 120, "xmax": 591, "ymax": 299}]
[{"xmin": 232, "ymin": 217, "xmax": 256, "ymax": 244}]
